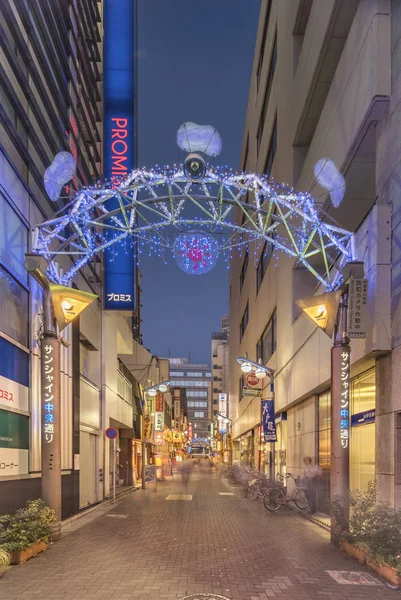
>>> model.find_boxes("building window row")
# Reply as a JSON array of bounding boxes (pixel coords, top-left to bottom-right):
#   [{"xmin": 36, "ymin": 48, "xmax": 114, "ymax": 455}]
[
  {"xmin": 170, "ymin": 371, "xmax": 185, "ymax": 377},
  {"xmin": 257, "ymin": 32, "xmax": 277, "ymax": 153},
  {"xmin": 256, "ymin": 310, "xmax": 276, "ymax": 364},
  {"xmin": 188, "ymin": 401, "xmax": 208, "ymax": 408},
  {"xmin": 186, "ymin": 390, "xmax": 208, "ymax": 397},
  {"xmin": 194, "ymin": 411, "xmax": 205, "ymax": 418},
  {"xmin": 240, "ymin": 302, "xmax": 249, "ymax": 340},
  {"xmin": 171, "ymin": 380, "xmax": 209, "ymax": 387}
]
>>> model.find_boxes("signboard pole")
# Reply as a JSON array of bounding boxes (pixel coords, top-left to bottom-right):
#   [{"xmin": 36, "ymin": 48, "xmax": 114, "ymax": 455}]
[
  {"xmin": 330, "ymin": 294, "xmax": 350, "ymax": 544},
  {"xmin": 41, "ymin": 290, "xmax": 61, "ymax": 541},
  {"xmin": 142, "ymin": 441, "xmax": 146, "ymax": 490},
  {"xmin": 113, "ymin": 437, "xmax": 116, "ymax": 504}
]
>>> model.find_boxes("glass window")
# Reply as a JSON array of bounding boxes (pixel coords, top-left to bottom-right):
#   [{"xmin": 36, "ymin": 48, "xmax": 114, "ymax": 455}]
[
  {"xmin": 0, "ymin": 194, "xmax": 28, "ymax": 286},
  {"xmin": 240, "ymin": 302, "xmax": 249, "ymax": 340},
  {"xmin": 256, "ymin": 0, "xmax": 273, "ymax": 89},
  {"xmin": 170, "ymin": 380, "xmax": 209, "ymax": 387},
  {"xmin": 0, "ymin": 265, "xmax": 29, "ymax": 347},
  {"xmin": 194, "ymin": 412, "xmax": 205, "ymax": 418},
  {"xmin": 257, "ymin": 32, "xmax": 277, "ymax": 152},
  {"xmin": 188, "ymin": 401, "xmax": 208, "ymax": 408},
  {"xmin": 186, "ymin": 390, "xmax": 208, "ymax": 397},
  {"xmin": 171, "ymin": 371, "xmax": 184, "ymax": 377},
  {"xmin": 256, "ymin": 240, "xmax": 274, "ymax": 293},
  {"xmin": 256, "ymin": 311, "xmax": 276, "ymax": 363},
  {"xmin": 186, "ymin": 372, "xmax": 204, "ymax": 377},
  {"xmin": 318, "ymin": 391, "xmax": 331, "ymax": 471},
  {"xmin": 264, "ymin": 117, "xmax": 277, "ymax": 177},
  {"xmin": 239, "ymin": 249, "xmax": 249, "ymax": 291},
  {"xmin": 351, "ymin": 369, "xmax": 375, "ymax": 414}
]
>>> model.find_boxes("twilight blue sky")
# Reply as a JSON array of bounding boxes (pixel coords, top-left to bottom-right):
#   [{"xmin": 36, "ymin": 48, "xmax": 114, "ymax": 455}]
[{"xmin": 138, "ymin": 1, "xmax": 260, "ymax": 364}]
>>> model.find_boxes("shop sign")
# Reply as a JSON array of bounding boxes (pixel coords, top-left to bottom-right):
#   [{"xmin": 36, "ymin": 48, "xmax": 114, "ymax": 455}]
[
  {"xmin": 143, "ymin": 413, "xmax": 152, "ymax": 441},
  {"xmin": 154, "ymin": 431, "xmax": 164, "ymax": 445},
  {"xmin": 0, "ymin": 376, "xmax": 29, "ymax": 413},
  {"xmin": 155, "ymin": 392, "xmax": 164, "ymax": 413},
  {"xmin": 174, "ymin": 399, "xmax": 180, "ymax": 419},
  {"xmin": 155, "ymin": 411, "xmax": 164, "ymax": 432},
  {"xmin": 246, "ymin": 372, "xmax": 259, "ymax": 386},
  {"xmin": 340, "ymin": 350, "xmax": 350, "ymax": 448},
  {"xmin": 348, "ymin": 278, "xmax": 369, "ymax": 338},
  {"xmin": 261, "ymin": 400, "xmax": 277, "ymax": 442},
  {"xmin": 351, "ymin": 409, "xmax": 375, "ymax": 427},
  {"xmin": 165, "ymin": 429, "xmax": 173, "ymax": 443},
  {"xmin": 275, "ymin": 412, "xmax": 287, "ymax": 423},
  {"xmin": 188, "ymin": 423, "xmax": 193, "ymax": 441},
  {"xmin": 218, "ymin": 393, "xmax": 227, "ymax": 416},
  {"xmin": 0, "ymin": 410, "xmax": 29, "ymax": 476},
  {"xmin": 218, "ymin": 417, "xmax": 227, "ymax": 435},
  {"xmin": 243, "ymin": 387, "xmax": 262, "ymax": 397},
  {"xmin": 210, "ymin": 422, "xmax": 214, "ymax": 437},
  {"xmin": 226, "ymin": 433, "xmax": 232, "ymax": 449}
]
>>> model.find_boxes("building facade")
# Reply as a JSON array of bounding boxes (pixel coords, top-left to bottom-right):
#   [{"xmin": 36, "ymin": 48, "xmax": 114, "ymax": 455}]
[
  {"xmin": 0, "ymin": 1, "xmax": 150, "ymax": 519},
  {"xmin": 229, "ymin": 0, "xmax": 399, "ymax": 510},
  {"xmin": 169, "ymin": 358, "xmax": 212, "ymax": 443}
]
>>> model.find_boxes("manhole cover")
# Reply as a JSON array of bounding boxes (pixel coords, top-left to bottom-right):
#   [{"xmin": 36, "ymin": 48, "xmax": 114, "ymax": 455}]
[
  {"xmin": 326, "ymin": 571, "xmax": 382, "ymax": 586},
  {"xmin": 179, "ymin": 595, "xmax": 230, "ymax": 600}
]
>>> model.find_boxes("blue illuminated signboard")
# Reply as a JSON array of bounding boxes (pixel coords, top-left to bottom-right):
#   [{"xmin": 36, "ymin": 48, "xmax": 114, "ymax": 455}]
[
  {"xmin": 351, "ymin": 409, "xmax": 375, "ymax": 427},
  {"xmin": 103, "ymin": 0, "xmax": 136, "ymax": 311}
]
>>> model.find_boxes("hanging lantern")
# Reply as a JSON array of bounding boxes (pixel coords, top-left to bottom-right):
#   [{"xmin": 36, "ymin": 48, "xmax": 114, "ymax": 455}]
[{"xmin": 174, "ymin": 232, "xmax": 219, "ymax": 275}]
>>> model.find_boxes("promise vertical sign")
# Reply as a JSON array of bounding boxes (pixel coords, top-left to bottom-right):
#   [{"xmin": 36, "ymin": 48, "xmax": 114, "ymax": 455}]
[{"xmin": 103, "ymin": 0, "xmax": 136, "ymax": 311}]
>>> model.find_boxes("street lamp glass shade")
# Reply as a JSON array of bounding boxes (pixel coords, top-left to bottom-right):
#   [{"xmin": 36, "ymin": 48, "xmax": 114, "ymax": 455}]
[
  {"xmin": 255, "ymin": 367, "xmax": 266, "ymax": 379},
  {"xmin": 158, "ymin": 383, "xmax": 168, "ymax": 392},
  {"xmin": 241, "ymin": 362, "xmax": 252, "ymax": 373},
  {"xmin": 147, "ymin": 388, "xmax": 157, "ymax": 397}
]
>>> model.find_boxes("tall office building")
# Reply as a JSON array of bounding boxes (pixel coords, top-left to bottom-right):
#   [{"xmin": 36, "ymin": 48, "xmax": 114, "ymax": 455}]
[
  {"xmin": 211, "ymin": 325, "xmax": 229, "ymax": 417},
  {"xmin": 0, "ymin": 1, "xmax": 145, "ymax": 519},
  {"xmin": 169, "ymin": 358, "xmax": 212, "ymax": 441},
  {"xmin": 229, "ymin": 0, "xmax": 398, "ymax": 509}
]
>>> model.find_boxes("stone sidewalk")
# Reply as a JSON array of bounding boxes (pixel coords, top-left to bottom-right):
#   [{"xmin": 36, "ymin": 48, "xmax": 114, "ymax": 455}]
[{"xmin": 0, "ymin": 473, "xmax": 397, "ymax": 600}]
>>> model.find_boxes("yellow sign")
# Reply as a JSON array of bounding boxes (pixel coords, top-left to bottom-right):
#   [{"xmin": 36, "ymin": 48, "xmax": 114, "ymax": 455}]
[
  {"xmin": 172, "ymin": 431, "xmax": 182, "ymax": 445},
  {"xmin": 165, "ymin": 430, "xmax": 173, "ymax": 443},
  {"xmin": 49, "ymin": 284, "xmax": 97, "ymax": 332},
  {"xmin": 296, "ymin": 290, "xmax": 341, "ymax": 338}
]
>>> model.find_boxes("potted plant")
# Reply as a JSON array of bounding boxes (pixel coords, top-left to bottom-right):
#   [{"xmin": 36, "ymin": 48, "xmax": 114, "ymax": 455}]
[
  {"xmin": 0, "ymin": 499, "xmax": 56, "ymax": 565},
  {"xmin": 0, "ymin": 548, "xmax": 10, "ymax": 577}
]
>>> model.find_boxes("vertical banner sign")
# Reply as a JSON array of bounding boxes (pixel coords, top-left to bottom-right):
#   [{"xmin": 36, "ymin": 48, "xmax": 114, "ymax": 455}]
[
  {"xmin": 331, "ymin": 343, "xmax": 351, "ymax": 512},
  {"xmin": 339, "ymin": 350, "xmax": 350, "ymax": 448},
  {"xmin": 348, "ymin": 279, "xmax": 368, "ymax": 338},
  {"xmin": 188, "ymin": 423, "xmax": 193, "ymax": 441},
  {"xmin": 261, "ymin": 400, "xmax": 277, "ymax": 442},
  {"xmin": 174, "ymin": 399, "xmax": 180, "ymax": 421},
  {"xmin": 103, "ymin": 0, "xmax": 136, "ymax": 311},
  {"xmin": 41, "ymin": 336, "xmax": 61, "ymax": 520},
  {"xmin": 218, "ymin": 393, "xmax": 227, "ymax": 416}
]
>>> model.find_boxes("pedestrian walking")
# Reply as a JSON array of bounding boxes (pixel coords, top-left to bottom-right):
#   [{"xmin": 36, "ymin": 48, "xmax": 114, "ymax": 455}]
[{"xmin": 303, "ymin": 456, "xmax": 322, "ymax": 515}]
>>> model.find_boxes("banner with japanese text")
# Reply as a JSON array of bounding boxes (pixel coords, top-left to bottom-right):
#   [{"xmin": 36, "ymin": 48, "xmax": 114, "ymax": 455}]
[{"xmin": 261, "ymin": 399, "xmax": 277, "ymax": 442}]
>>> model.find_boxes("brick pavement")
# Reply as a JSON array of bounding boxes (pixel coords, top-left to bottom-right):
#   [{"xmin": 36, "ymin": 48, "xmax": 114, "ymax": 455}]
[{"xmin": 0, "ymin": 472, "xmax": 397, "ymax": 600}]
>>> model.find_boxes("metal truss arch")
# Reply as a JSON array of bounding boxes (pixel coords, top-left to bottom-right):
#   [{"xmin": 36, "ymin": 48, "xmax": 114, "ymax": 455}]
[{"xmin": 33, "ymin": 166, "xmax": 355, "ymax": 290}]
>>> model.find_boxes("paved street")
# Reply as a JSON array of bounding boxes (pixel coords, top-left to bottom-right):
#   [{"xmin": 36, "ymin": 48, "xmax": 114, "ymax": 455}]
[{"xmin": 0, "ymin": 472, "xmax": 397, "ymax": 600}]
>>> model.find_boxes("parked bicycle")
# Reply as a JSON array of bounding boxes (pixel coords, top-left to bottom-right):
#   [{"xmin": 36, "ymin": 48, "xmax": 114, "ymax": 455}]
[
  {"xmin": 244, "ymin": 470, "xmax": 271, "ymax": 500},
  {"xmin": 263, "ymin": 472, "xmax": 309, "ymax": 512}
]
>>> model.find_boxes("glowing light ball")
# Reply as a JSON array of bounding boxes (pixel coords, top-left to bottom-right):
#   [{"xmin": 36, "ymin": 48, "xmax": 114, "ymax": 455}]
[{"xmin": 174, "ymin": 233, "xmax": 219, "ymax": 275}]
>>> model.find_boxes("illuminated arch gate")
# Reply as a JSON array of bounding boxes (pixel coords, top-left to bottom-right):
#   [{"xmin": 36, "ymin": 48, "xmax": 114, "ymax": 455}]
[{"xmin": 33, "ymin": 165, "xmax": 355, "ymax": 290}]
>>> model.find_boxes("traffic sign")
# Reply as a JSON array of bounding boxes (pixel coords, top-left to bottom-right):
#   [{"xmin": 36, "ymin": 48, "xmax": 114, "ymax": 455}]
[
  {"xmin": 246, "ymin": 372, "xmax": 259, "ymax": 386},
  {"xmin": 105, "ymin": 427, "xmax": 118, "ymax": 439}
]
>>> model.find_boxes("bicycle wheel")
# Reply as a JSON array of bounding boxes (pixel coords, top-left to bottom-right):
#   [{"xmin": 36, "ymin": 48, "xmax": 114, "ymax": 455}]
[
  {"xmin": 295, "ymin": 488, "xmax": 309, "ymax": 510},
  {"xmin": 263, "ymin": 488, "xmax": 284, "ymax": 511}
]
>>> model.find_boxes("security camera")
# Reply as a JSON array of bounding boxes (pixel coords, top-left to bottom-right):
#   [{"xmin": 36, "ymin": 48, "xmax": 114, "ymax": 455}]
[{"xmin": 183, "ymin": 153, "xmax": 207, "ymax": 182}]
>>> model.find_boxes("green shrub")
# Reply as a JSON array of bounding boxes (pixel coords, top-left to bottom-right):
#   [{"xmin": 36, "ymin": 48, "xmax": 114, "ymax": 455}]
[
  {"xmin": 346, "ymin": 480, "xmax": 377, "ymax": 545},
  {"xmin": 0, "ymin": 499, "xmax": 56, "ymax": 553}
]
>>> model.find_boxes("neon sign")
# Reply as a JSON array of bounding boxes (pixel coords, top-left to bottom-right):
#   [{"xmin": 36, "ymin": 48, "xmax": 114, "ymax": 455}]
[
  {"xmin": 43, "ymin": 344, "xmax": 55, "ymax": 443},
  {"xmin": 340, "ymin": 350, "xmax": 350, "ymax": 448},
  {"xmin": 111, "ymin": 118, "xmax": 128, "ymax": 178}
]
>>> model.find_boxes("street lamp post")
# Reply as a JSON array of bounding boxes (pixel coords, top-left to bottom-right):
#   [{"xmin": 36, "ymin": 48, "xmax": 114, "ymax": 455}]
[{"xmin": 237, "ymin": 357, "xmax": 275, "ymax": 476}]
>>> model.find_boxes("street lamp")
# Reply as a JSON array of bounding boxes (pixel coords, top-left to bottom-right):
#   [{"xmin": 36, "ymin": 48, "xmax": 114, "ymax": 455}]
[
  {"xmin": 237, "ymin": 355, "xmax": 276, "ymax": 477},
  {"xmin": 143, "ymin": 381, "xmax": 170, "ymax": 396}
]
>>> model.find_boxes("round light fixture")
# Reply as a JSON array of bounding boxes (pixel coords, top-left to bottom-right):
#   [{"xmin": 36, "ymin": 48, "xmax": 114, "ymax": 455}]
[
  {"xmin": 240, "ymin": 362, "xmax": 252, "ymax": 374},
  {"xmin": 255, "ymin": 367, "xmax": 266, "ymax": 379},
  {"xmin": 147, "ymin": 388, "xmax": 157, "ymax": 397},
  {"xmin": 158, "ymin": 383, "xmax": 168, "ymax": 393}
]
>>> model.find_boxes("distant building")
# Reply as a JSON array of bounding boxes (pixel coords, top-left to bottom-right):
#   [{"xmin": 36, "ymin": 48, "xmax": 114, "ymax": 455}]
[
  {"xmin": 221, "ymin": 315, "xmax": 229, "ymax": 335},
  {"xmin": 169, "ymin": 358, "xmax": 212, "ymax": 441}
]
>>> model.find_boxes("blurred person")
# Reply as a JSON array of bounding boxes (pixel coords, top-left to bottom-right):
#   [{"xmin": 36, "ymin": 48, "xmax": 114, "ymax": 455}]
[
  {"xmin": 303, "ymin": 456, "xmax": 322, "ymax": 515},
  {"xmin": 179, "ymin": 458, "xmax": 193, "ymax": 487}
]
